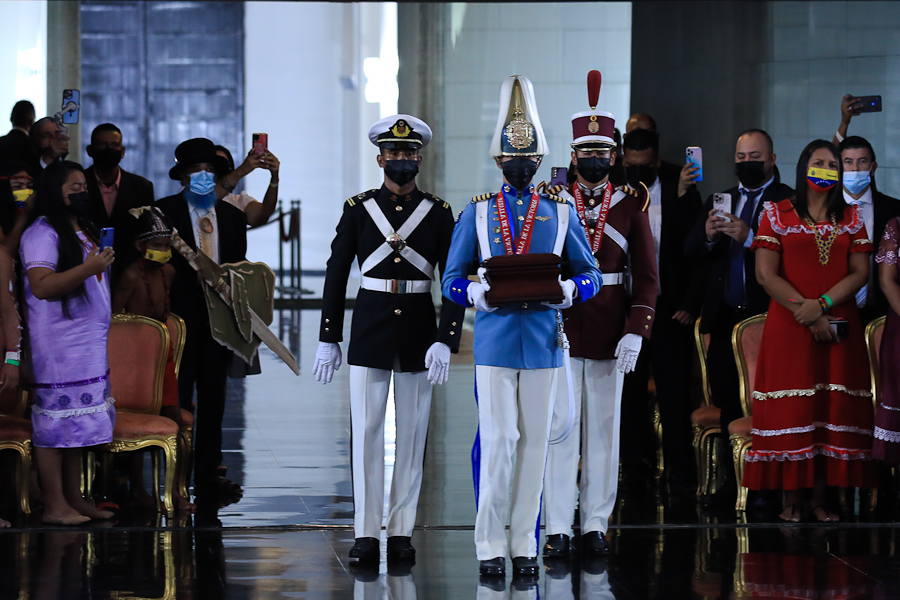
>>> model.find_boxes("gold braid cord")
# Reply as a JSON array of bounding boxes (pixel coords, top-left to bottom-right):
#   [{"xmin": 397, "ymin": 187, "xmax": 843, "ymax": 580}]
[{"xmin": 804, "ymin": 214, "xmax": 838, "ymax": 265}]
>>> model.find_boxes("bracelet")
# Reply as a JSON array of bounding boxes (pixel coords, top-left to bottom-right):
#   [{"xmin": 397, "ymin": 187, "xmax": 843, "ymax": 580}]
[
  {"xmin": 5, "ymin": 349, "xmax": 20, "ymax": 362},
  {"xmin": 818, "ymin": 298, "xmax": 828, "ymax": 313},
  {"xmin": 5, "ymin": 358, "xmax": 19, "ymax": 366},
  {"xmin": 822, "ymin": 294, "xmax": 834, "ymax": 308},
  {"xmin": 269, "ymin": 180, "xmax": 279, "ymax": 188},
  {"xmin": 835, "ymin": 130, "xmax": 844, "ymax": 143}
]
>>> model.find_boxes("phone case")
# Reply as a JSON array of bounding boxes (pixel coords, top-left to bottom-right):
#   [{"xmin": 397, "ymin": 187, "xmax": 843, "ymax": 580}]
[
  {"xmin": 686, "ymin": 146, "xmax": 703, "ymax": 182},
  {"xmin": 62, "ymin": 89, "xmax": 80, "ymax": 124},
  {"xmin": 252, "ymin": 133, "xmax": 268, "ymax": 155},
  {"xmin": 100, "ymin": 228, "xmax": 114, "ymax": 250}
]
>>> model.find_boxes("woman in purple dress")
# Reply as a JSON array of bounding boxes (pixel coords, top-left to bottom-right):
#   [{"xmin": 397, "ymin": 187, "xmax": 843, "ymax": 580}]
[
  {"xmin": 874, "ymin": 216, "xmax": 900, "ymax": 462},
  {"xmin": 20, "ymin": 161, "xmax": 115, "ymax": 525}
]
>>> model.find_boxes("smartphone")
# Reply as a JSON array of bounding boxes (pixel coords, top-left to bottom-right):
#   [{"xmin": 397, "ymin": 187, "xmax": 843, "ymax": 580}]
[
  {"xmin": 852, "ymin": 95, "xmax": 882, "ymax": 113},
  {"xmin": 550, "ymin": 166, "xmax": 568, "ymax": 188},
  {"xmin": 686, "ymin": 146, "xmax": 703, "ymax": 182},
  {"xmin": 252, "ymin": 133, "xmax": 268, "ymax": 156},
  {"xmin": 100, "ymin": 228, "xmax": 114, "ymax": 251},
  {"xmin": 62, "ymin": 89, "xmax": 80, "ymax": 124},
  {"xmin": 712, "ymin": 193, "xmax": 731, "ymax": 221},
  {"xmin": 829, "ymin": 319, "xmax": 849, "ymax": 340}
]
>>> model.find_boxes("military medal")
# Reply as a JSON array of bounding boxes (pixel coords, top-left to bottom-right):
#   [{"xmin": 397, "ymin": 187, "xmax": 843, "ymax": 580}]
[
  {"xmin": 572, "ymin": 184, "xmax": 612, "ymax": 254},
  {"xmin": 495, "ymin": 189, "xmax": 540, "ymax": 255}
]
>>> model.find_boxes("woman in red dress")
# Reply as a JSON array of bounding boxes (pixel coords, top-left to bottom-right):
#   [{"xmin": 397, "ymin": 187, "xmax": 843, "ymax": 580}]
[{"xmin": 744, "ymin": 140, "xmax": 876, "ymax": 522}]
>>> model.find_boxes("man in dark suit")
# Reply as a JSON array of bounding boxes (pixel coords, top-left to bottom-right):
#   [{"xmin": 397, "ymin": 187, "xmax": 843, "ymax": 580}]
[
  {"xmin": 684, "ymin": 129, "xmax": 793, "ymax": 450},
  {"xmin": 838, "ymin": 136, "xmax": 900, "ymax": 326},
  {"xmin": 28, "ymin": 116, "xmax": 69, "ymax": 174},
  {"xmin": 618, "ymin": 128, "xmax": 705, "ymax": 496},
  {"xmin": 0, "ymin": 100, "xmax": 35, "ymax": 167},
  {"xmin": 624, "ymin": 112, "xmax": 682, "ymax": 185},
  {"xmin": 155, "ymin": 138, "xmax": 246, "ymax": 503},
  {"xmin": 84, "ymin": 123, "xmax": 155, "ymax": 279}
]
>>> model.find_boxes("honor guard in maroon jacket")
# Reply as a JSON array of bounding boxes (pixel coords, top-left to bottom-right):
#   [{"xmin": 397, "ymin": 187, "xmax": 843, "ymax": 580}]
[
  {"xmin": 543, "ymin": 71, "xmax": 659, "ymax": 558},
  {"xmin": 313, "ymin": 115, "xmax": 464, "ymax": 565}
]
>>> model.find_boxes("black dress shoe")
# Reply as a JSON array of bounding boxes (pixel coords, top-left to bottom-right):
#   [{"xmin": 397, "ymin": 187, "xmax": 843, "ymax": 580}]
[
  {"xmin": 349, "ymin": 537, "xmax": 379, "ymax": 561},
  {"xmin": 512, "ymin": 556, "xmax": 539, "ymax": 576},
  {"xmin": 543, "ymin": 533, "xmax": 570, "ymax": 557},
  {"xmin": 387, "ymin": 536, "xmax": 416, "ymax": 559},
  {"xmin": 479, "ymin": 557, "xmax": 505, "ymax": 576},
  {"xmin": 543, "ymin": 556, "xmax": 570, "ymax": 579},
  {"xmin": 478, "ymin": 575, "xmax": 506, "ymax": 591},
  {"xmin": 348, "ymin": 561, "xmax": 379, "ymax": 582},
  {"xmin": 581, "ymin": 531, "xmax": 610, "ymax": 556}
]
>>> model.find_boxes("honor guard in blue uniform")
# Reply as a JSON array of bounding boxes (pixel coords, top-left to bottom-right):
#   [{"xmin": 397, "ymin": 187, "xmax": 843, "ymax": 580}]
[
  {"xmin": 441, "ymin": 76, "xmax": 601, "ymax": 578},
  {"xmin": 314, "ymin": 115, "xmax": 465, "ymax": 564}
]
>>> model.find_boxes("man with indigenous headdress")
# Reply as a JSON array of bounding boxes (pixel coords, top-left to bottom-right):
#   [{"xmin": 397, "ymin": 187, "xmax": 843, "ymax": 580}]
[
  {"xmin": 542, "ymin": 70, "xmax": 658, "ymax": 559},
  {"xmin": 314, "ymin": 115, "xmax": 464, "ymax": 565},
  {"xmin": 155, "ymin": 138, "xmax": 247, "ymax": 504},
  {"xmin": 441, "ymin": 75, "xmax": 601, "ymax": 579}
]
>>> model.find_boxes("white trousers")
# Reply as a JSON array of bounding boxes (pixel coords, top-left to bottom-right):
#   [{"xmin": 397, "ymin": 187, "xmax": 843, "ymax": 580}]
[
  {"xmin": 543, "ymin": 567, "xmax": 613, "ymax": 600},
  {"xmin": 354, "ymin": 573, "xmax": 417, "ymax": 600},
  {"xmin": 474, "ymin": 365, "xmax": 558, "ymax": 560},
  {"xmin": 544, "ymin": 358, "xmax": 623, "ymax": 537},
  {"xmin": 350, "ymin": 366, "xmax": 432, "ymax": 539}
]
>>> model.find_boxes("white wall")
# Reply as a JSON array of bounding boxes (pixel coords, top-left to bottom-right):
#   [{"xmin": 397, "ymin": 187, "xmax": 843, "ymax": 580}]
[{"xmin": 0, "ymin": 1, "xmax": 47, "ymax": 129}]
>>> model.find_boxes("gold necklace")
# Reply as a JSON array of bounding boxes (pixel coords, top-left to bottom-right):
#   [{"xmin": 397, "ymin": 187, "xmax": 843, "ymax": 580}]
[{"xmin": 804, "ymin": 214, "xmax": 838, "ymax": 266}]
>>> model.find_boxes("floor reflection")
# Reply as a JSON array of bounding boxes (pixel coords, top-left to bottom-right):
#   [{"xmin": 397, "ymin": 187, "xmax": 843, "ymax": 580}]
[{"xmin": 4, "ymin": 525, "xmax": 900, "ymax": 599}]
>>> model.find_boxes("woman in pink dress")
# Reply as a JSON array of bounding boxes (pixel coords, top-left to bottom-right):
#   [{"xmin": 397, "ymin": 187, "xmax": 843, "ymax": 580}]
[
  {"xmin": 874, "ymin": 216, "xmax": 900, "ymax": 462},
  {"xmin": 21, "ymin": 161, "xmax": 115, "ymax": 525}
]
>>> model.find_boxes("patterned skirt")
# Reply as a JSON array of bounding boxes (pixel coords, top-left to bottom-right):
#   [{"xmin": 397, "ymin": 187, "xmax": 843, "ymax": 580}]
[{"xmin": 31, "ymin": 371, "xmax": 116, "ymax": 449}]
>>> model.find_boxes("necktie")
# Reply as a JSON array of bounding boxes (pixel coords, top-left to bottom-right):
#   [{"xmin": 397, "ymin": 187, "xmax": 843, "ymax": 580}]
[{"xmin": 725, "ymin": 189, "xmax": 762, "ymax": 307}]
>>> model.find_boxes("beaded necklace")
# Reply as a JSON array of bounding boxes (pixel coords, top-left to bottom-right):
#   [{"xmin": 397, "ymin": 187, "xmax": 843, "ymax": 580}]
[
  {"xmin": 803, "ymin": 213, "xmax": 838, "ymax": 266},
  {"xmin": 137, "ymin": 258, "xmax": 169, "ymax": 321}
]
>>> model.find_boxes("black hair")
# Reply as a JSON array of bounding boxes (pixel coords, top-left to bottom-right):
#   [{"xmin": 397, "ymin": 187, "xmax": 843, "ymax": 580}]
[
  {"xmin": 214, "ymin": 145, "xmax": 235, "ymax": 175},
  {"xmin": 739, "ymin": 128, "xmax": 774, "ymax": 155},
  {"xmin": 31, "ymin": 161, "xmax": 99, "ymax": 317},
  {"xmin": 90, "ymin": 123, "xmax": 122, "ymax": 146},
  {"xmin": 622, "ymin": 128, "xmax": 659, "ymax": 156},
  {"xmin": 791, "ymin": 140, "xmax": 845, "ymax": 223},
  {"xmin": 839, "ymin": 135, "xmax": 878, "ymax": 193},
  {"xmin": 10, "ymin": 100, "xmax": 34, "ymax": 129},
  {"xmin": 0, "ymin": 161, "xmax": 32, "ymax": 236},
  {"xmin": 29, "ymin": 117, "xmax": 55, "ymax": 152}
]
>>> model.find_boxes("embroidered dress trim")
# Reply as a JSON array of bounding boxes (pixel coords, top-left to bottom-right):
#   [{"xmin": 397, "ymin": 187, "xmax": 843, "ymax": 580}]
[
  {"xmin": 875, "ymin": 426, "xmax": 900, "ymax": 443},
  {"xmin": 879, "ymin": 402, "xmax": 900, "ymax": 412},
  {"xmin": 853, "ymin": 238, "xmax": 873, "ymax": 245},
  {"xmin": 751, "ymin": 422, "xmax": 874, "ymax": 437},
  {"xmin": 33, "ymin": 371, "xmax": 110, "ymax": 390},
  {"xmin": 754, "ymin": 235, "xmax": 780, "ymax": 245},
  {"xmin": 762, "ymin": 201, "xmax": 863, "ymax": 236},
  {"xmin": 25, "ymin": 260, "xmax": 57, "ymax": 270},
  {"xmin": 31, "ymin": 396, "xmax": 115, "ymax": 418},
  {"xmin": 745, "ymin": 444, "xmax": 872, "ymax": 462},
  {"xmin": 876, "ymin": 250, "xmax": 898, "ymax": 265},
  {"xmin": 752, "ymin": 383, "xmax": 872, "ymax": 400}
]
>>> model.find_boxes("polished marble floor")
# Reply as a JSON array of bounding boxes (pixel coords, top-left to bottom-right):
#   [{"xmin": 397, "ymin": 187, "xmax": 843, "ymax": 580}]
[{"xmin": 3, "ymin": 306, "xmax": 900, "ymax": 599}]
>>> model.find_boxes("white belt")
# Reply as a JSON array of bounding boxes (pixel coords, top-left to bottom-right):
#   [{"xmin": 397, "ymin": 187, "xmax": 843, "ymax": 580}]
[
  {"xmin": 601, "ymin": 272, "xmax": 624, "ymax": 286},
  {"xmin": 359, "ymin": 276, "xmax": 432, "ymax": 294}
]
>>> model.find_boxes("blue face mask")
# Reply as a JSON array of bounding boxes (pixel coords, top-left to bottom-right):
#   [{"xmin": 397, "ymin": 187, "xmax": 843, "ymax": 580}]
[
  {"xmin": 842, "ymin": 169, "xmax": 871, "ymax": 195},
  {"xmin": 188, "ymin": 170, "xmax": 216, "ymax": 195}
]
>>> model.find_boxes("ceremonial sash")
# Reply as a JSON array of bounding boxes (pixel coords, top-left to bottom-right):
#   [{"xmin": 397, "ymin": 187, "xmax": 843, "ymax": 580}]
[
  {"xmin": 495, "ymin": 189, "xmax": 540, "ymax": 255},
  {"xmin": 572, "ymin": 184, "xmax": 612, "ymax": 254},
  {"xmin": 360, "ymin": 197, "xmax": 434, "ymax": 277}
]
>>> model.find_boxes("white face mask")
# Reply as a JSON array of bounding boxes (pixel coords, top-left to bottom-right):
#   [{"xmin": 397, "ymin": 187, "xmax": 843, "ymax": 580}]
[{"xmin": 842, "ymin": 169, "xmax": 871, "ymax": 195}]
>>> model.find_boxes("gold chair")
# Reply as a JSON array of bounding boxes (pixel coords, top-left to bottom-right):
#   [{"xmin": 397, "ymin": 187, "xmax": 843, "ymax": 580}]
[
  {"xmin": 165, "ymin": 313, "xmax": 192, "ymax": 501},
  {"xmin": 730, "ymin": 313, "xmax": 766, "ymax": 512},
  {"xmin": 864, "ymin": 316, "xmax": 887, "ymax": 511},
  {"xmin": 93, "ymin": 314, "xmax": 178, "ymax": 515},
  {"xmin": 0, "ymin": 387, "xmax": 32, "ymax": 515},
  {"xmin": 690, "ymin": 317, "xmax": 724, "ymax": 496}
]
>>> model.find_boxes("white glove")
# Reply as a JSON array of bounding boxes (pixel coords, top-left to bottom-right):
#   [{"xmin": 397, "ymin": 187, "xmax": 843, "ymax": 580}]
[
  {"xmin": 424, "ymin": 342, "xmax": 451, "ymax": 385},
  {"xmin": 615, "ymin": 333, "xmax": 643, "ymax": 374},
  {"xmin": 313, "ymin": 342, "xmax": 342, "ymax": 384},
  {"xmin": 545, "ymin": 279, "xmax": 577, "ymax": 310},
  {"xmin": 467, "ymin": 282, "xmax": 497, "ymax": 312}
]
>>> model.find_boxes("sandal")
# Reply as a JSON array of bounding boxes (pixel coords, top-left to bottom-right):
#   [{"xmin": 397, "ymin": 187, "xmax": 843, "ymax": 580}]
[
  {"xmin": 779, "ymin": 503, "xmax": 802, "ymax": 522},
  {"xmin": 811, "ymin": 505, "xmax": 840, "ymax": 523}
]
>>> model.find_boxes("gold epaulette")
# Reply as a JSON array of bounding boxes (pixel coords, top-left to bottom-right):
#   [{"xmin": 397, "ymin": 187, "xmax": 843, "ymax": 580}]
[
  {"xmin": 548, "ymin": 184, "xmax": 565, "ymax": 195},
  {"xmin": 545, "ymin": 193, "xmax": 567, "ymax": 204},
  {"xmin": 346, "ymin": 189, "xmax": 378, "ymax": 207},
  {"xmin": 617, "ymin": 183, "xmax": 650, "ymax": 212},
  {"xmin": 471, "ymin": 193, "xmax": 494, "ymax": 203}
]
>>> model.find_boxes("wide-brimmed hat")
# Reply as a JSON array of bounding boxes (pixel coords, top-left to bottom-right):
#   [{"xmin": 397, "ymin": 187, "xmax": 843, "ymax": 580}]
[{"xmin": 168, "ymin": 138, "xmax": 230, "ymax": 180}]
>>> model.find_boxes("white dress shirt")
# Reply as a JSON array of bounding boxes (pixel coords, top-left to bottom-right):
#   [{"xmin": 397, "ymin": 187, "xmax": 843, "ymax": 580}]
[
  {"xmin": 844, "ymin": 185, "xmax": 874, "ymax": 307},
  {"xmin": 647, "ymin": 177, "xmax": 663, "ymax": 295},
  {"xmin": 189, "ymin": 204, "xmax": 219, "ymax": 264}
]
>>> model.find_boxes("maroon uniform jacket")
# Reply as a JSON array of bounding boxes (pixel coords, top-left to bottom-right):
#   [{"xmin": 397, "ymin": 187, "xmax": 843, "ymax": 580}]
[{"xmin": 558, "ymin": 182, "xmax": 659, "ymax": 360}]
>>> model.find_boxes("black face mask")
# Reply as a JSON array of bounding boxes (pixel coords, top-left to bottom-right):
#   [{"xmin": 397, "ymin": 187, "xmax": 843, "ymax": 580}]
[
  {"xmin": 735, "ymin": 160, "xmax": 768, "ymax": 189},
  {"xmin": 501, "ymin": 157, "xmax": 538, "ymax": 192},
  {"xmin": 91, "ymin": 147, "xmax": 122, "ymax": 170},
  {"xmin": 383, "ymin": 159, "xmax": 419, "ymax": 187},
  {"xmin": 65, "ymin": 191, "xmax": 91, "ymax": 218},
  {"xmin": 625, "ymin": 164, "xmax": 658, "ymax": 188},
  {"xmin": 576, "ymin": 156, "xmax": 611, "ymax": 184}
]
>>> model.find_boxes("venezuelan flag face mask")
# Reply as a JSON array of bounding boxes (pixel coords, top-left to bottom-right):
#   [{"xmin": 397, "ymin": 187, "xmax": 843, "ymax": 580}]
[{"xmin": 807, "ymin": 167, "xmax": 839, "ymax": 193}]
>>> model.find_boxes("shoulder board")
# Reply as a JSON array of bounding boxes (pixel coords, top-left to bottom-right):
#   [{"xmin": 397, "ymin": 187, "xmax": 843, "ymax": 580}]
[
  {"xmin": 471, "ymin": 193, "xmax": 494, "ymax": 203},
  {"xmin": 617, "ymin": 183, "xmax": 650, "ymax": 212},
  {"xmin": 345, "ymin": 188, "xmax": 378, "ymax": 207},
  {"xmin": 544, "ymin": 193, "xmax": 567, "ymax": 204},
  {"xmin": 423, "ymin": 192, "xmax": 451, "ymax": 210},
  {"xmin": 547, "ymin": 184, "xmax": 565, "ymax": 195}
]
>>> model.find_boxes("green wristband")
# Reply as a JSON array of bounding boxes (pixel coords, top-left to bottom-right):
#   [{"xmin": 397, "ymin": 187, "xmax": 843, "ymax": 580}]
[
  {"xmin": 5, "ymin": 359, "xmax": 19, "ymax": 366},
  {"xmin": 822, "ymin": 294, "xmax": 834, "ymax": 308}
]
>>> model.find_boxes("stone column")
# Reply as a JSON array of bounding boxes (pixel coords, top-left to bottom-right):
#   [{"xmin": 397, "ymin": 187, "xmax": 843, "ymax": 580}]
[{"xmin": 47, "ymin": 0, "xmax": 82, "ymax": 162}]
